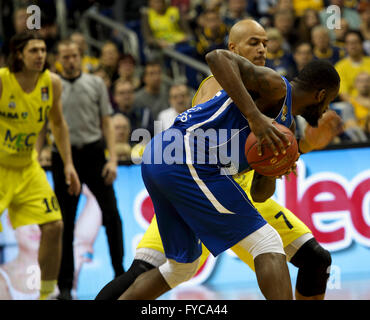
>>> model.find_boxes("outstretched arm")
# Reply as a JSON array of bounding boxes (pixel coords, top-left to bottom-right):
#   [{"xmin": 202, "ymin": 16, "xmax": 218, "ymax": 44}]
[
  {"xmin": 205, "ymin": 49, "xmax": 290, "ymax": 156},
  {"xmin": 298, "ymin": 110, "xmax": 343, "ymax": 153}
]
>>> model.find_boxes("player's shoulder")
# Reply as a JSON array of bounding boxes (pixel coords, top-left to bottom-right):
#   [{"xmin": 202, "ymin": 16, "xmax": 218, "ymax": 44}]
[
  {"xmin": 49, "ymin": 71, "xmax": 62, "ymax": 90},
  {"xmin": 49, "ymin": 71, "xmax": 62, "ymax": 85},
  {"xmin": 0, "ymin": 68, "xmax": 7, "ymax": 98},
  {"xmin": 257, "ymin": 66, "xmax": 287, "ymax": 101}
]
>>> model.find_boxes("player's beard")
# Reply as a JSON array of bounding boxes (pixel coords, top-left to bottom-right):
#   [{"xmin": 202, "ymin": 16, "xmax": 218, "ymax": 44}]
[{"xmin": 300, "ymin": 103, "xmax": 324, "ymax": 127}]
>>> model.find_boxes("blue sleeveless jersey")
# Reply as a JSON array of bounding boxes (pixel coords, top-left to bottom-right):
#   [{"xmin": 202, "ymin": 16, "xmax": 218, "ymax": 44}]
[{"xmin": 157, "ymin": 76, "xmax": 293, "ymax": 174}]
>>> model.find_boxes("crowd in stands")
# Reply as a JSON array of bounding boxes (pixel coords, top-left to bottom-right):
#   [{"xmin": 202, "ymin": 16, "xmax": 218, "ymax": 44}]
[{"xmin": 1, "ymin": 0, "xmax": 370, "ymax": 165}]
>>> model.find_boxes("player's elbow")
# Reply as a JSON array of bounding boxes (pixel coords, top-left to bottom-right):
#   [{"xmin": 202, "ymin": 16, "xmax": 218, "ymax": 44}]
[
  {"xmin": 250, "ymin": 177, "xmax": 276, "ymax": 203},
  {"xmin": 250, "ymin": 190, "xmax": 271, "ymax": 203}
]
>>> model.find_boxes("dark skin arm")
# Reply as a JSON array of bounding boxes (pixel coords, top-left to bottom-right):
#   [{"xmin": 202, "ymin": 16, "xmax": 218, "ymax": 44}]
[
  {"xmin": 193, "ymin": 74, "xmax": 295, "ymax": 202},
  {"xmin": 250, "ymin": 121, "xmax": 298, "ymax": 202},
  {"xmin": 205, "ymin": 49, "xmax": 290, "ymax": 156}
]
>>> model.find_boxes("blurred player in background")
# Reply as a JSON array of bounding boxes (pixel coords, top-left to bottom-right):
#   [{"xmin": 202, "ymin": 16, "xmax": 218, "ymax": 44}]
[{"xmin": 0, "ymin": 31, "xmax": 80, "ymax": 300}]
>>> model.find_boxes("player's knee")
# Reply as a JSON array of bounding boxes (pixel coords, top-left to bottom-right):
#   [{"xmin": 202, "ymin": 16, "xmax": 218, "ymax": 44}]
[
  {"xmin": 239, "ymin": 223, "xmax": 285, "ymax": 260},
  {"xmin": 159, "ymin": 258, "xmax": 200, "ymax": 288},
  {"xmin": 291, "ymin": 238, "xmax": 332, "ymax": 296},
  {"xmin": 291, "ymin": 238, "xmax": 331, "ymax": 270}
]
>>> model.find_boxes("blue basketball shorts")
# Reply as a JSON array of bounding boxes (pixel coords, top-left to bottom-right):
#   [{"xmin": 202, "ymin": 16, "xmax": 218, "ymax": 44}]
[{"xmin": 141, "ymin": 136, "xmax": 267, "ymax": 263}]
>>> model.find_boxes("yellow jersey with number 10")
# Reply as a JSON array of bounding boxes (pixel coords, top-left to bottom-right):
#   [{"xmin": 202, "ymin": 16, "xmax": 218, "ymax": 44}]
[{"xmin": 0, "ymin": 67, "xmax": 53, "ymax": 168}]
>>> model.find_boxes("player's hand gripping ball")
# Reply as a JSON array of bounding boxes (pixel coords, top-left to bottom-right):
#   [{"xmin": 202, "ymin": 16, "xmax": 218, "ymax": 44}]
[{"xmin": 245, "ymin": 123, "xmax": 299, "ymax": 177}]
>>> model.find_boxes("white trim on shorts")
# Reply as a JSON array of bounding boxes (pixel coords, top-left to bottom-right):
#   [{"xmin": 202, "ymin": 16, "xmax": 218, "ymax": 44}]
[
  {"xmin": 135, "ymin": 247, "xmax": 166, "ymax": 267},
  {"xmin": 183, "ymin": 97, "xmax": 234, "ymax": 214}
]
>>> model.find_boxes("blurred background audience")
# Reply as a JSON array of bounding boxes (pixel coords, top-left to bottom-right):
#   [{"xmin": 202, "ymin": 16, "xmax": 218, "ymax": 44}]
[{"xmin": 2, "ymin": 0, "xmax": 369, "ymax": 159}]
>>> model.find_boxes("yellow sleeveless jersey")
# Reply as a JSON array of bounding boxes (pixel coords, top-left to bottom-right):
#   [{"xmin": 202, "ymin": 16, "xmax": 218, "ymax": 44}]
[
  {"xmin": 0, "ymin": 68, "xmax": 53, "ymax": 168},
  {"xmin": 147, "ymin": 6, "xmax": 186, "ymax": 44}
]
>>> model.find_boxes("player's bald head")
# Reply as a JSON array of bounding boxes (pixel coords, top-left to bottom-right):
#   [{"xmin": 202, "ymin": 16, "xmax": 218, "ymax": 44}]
[
  {"xmin": 228, "ymin": 19, "xmax": 268, "ymax": 66},
  {"xmin": 228, "ymin": 19, "xmax": 266, "ymax": 46}
]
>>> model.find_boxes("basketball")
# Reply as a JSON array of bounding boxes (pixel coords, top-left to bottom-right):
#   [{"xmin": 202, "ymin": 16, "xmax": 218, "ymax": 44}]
[{"xmin": 245, "ymin": 123, "xmax": 299, "ymax": 177}]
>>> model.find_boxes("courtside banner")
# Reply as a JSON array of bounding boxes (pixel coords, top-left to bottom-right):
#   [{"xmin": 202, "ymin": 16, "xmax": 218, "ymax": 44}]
[{"xmin": 0, "ymin": 147, "xmax": 369, "ymax": 300}]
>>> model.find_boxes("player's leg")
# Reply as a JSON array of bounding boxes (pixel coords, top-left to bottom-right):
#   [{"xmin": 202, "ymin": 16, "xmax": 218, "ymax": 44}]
[
  {"xmin": 95, "ymin": 214, "xmax": 165, "ymax": 300},
  {"xmin": 233, "ymin": 224, "xmax": 292, "ymax": 299},
  {"xmin": 255, "ymin": 199, "xmax": 332, "ymax": 300},
  {"xmin": 119, "ymin": 160, "xmax": 204, "ymax": 300},
  {"xmin": 96, "ymin": 211, "xmax": 213, "ymax": 300},
  {"xmin": 10, "ymin": 162, "xmax": 65, "ymax": 299},
  {"xmin": 51, "ymin": 151, "xmax": 80, "ymax": 299},
  {"xmin": 154, "ymin": 163, "xmax": 292, "ymax": 300},
  {"xmin": 82, "ymin": 142, "xmax": 124, "ymax": 278},
  {"xmin": 235, "ymin": 171, "xmax": 331, "ymax": 299},
  {"xmin": 288, "ymin": 237, "xmax": 331, "ymax": 300},
  {"xmin": 95, "ymin": 258, "xmax": 156, "ymax": 300},
  {"xmin": 182, "ymin": 170, "xmax": 292, "ymax": 300},
  {"xmin": 38, "ymin": 219, "xmax": 63, "ymax": 299}
]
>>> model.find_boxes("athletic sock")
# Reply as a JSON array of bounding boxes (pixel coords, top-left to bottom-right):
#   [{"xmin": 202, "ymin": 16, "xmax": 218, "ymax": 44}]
[{"xmin": 39, "ymin": 280, "xmax": 57, "ymax": 300}]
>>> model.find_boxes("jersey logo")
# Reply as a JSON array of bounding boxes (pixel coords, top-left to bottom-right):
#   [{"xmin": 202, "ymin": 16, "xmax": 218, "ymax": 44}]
[
  {"xmin": 8, "ymin": 94, "xmax": 16, "ymax": 109},
  {"xmin": 41, "ymin": 87, "xmax": 49, "ymax": 101},
  {"xmin": 281, "ymin": 105, "xmax": 288, "ymax": 122}
]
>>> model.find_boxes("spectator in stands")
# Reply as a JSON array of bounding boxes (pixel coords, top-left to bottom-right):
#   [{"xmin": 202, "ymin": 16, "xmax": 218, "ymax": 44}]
[
  {"xmin": 265, "ymin": 28, "xmax": 295, "ymax": 79},
  {"xmin": 171, "ymin": 0, "xmax": 192, "ymax": 16},
  {"xmin": 273, "ymin": 9, "xmax": 299, "ymax": 52},
  {"xmin": 334, "ymin": 18, "xmax": 350, "ymax": 49},
  {"xmin": 70, "ymin": 32, "xmax": 100, "ymax": 73},
  {"xmin": 141, "ymin": 0, "xmax": 193, "ymax": 50},
  {"xmin": 320, "ymin": 0, "xmax": 361, "ymax": 37},
  {"xmin": 93, "ymin": 66, "xmax": 114, "ymax": 105},
  {"xmin": 1, "ymin": 5, "xmax": 30, "ymax": 57},
  {"xmin": 94, "ymin": 66, "xmax": 112, "ymax": 91},
  {"xmin": 113, "ymin": 79, "xmax": 154, "ymax": 137},
  {"xmin": 157, "ymin": 83, "xmax": 191, "ymax": 131},
  {"xmin": 221, "ymin": 0, "xmax": 251, "ymax": 29},
  {"xmin": 311, "ymin": 25, "xmax": 346, "ymax": 65},
  {"xmin": 358, "ymin": 2, "xmax": 370, "ymax": 55},
  {"xmin": 255, "ymin": 0, "xmax": 292, "ymax": 24},
  {"xmin": 194, "ymin": 8, "xmax": 228, "ymax": 61},
  {"xmin": 117, "ymin": 54, "xmax": 141, "ymax": 90},
  {"xmin": 292, "ymin": 42, "xmax": 314, "ymax": 75},
  {"xmin": 275, "ymin": 0, "xmax": 294, "ymax": 12},
  {"xmin": 292, "ymin": 0, "xmax": 324, "ymax": 17},
  {"xmin": 297, "ymin": 8, "xmax": 321, "ymax": 43},
  {"xmin": 99, "ymin": 41, "xmax": 121, "ymax": 83},
  {"xmin": 134, "ymin": 61, "xmax": 169, "ymax": 119},
  {"xmin": 112, "ymin": 113, "xmax": 132, "ymax": 161},
  {"xmin": 13, "ymin": 6, "xmax": 29, "ymax": 34},
  {"xmin": 335, "ymin": 30, "xmax": 370, "ymax": 102},
  {"xmin": 122, "ymin": 0, "xmax": 148, "ymax": 23},
  {"xmin": 348, "ymin": 72, "xmax": 370, "ymax": 135}
]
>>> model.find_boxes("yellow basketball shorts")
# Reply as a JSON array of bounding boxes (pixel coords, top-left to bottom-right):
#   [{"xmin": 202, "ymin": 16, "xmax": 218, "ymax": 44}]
[
  {"xmin": 0, "ymin": 160, "xmax": 62, "ymax": 231},
  {"xmin": 137, "ymin": 170, "xmax": 311, "ymax": 272}
]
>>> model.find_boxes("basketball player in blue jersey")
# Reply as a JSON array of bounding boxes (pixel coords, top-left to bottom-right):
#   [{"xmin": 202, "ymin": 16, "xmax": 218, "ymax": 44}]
[
  {"xmin": 96, "ymin": 19, "xmax": 342, "ymax": 301},
  {"xmin": 118, "ymin": 49, "xmax": 340, "ymax": 300}
]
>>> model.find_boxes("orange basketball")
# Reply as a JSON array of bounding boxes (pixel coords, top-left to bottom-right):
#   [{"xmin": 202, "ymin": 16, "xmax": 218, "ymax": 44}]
[{"xmin": 245, "ymin": 123, "xmax": 298, "ymax": 177}]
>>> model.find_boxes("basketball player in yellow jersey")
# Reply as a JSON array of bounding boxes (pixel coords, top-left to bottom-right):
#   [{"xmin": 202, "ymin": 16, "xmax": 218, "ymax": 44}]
[
  {"xmin": 96, "ymin": 19, "xmax": 343, "ymax": 301},
  {"xmin": 0, "ymin": 31, "xmax": 80, "ymax": 300}
]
